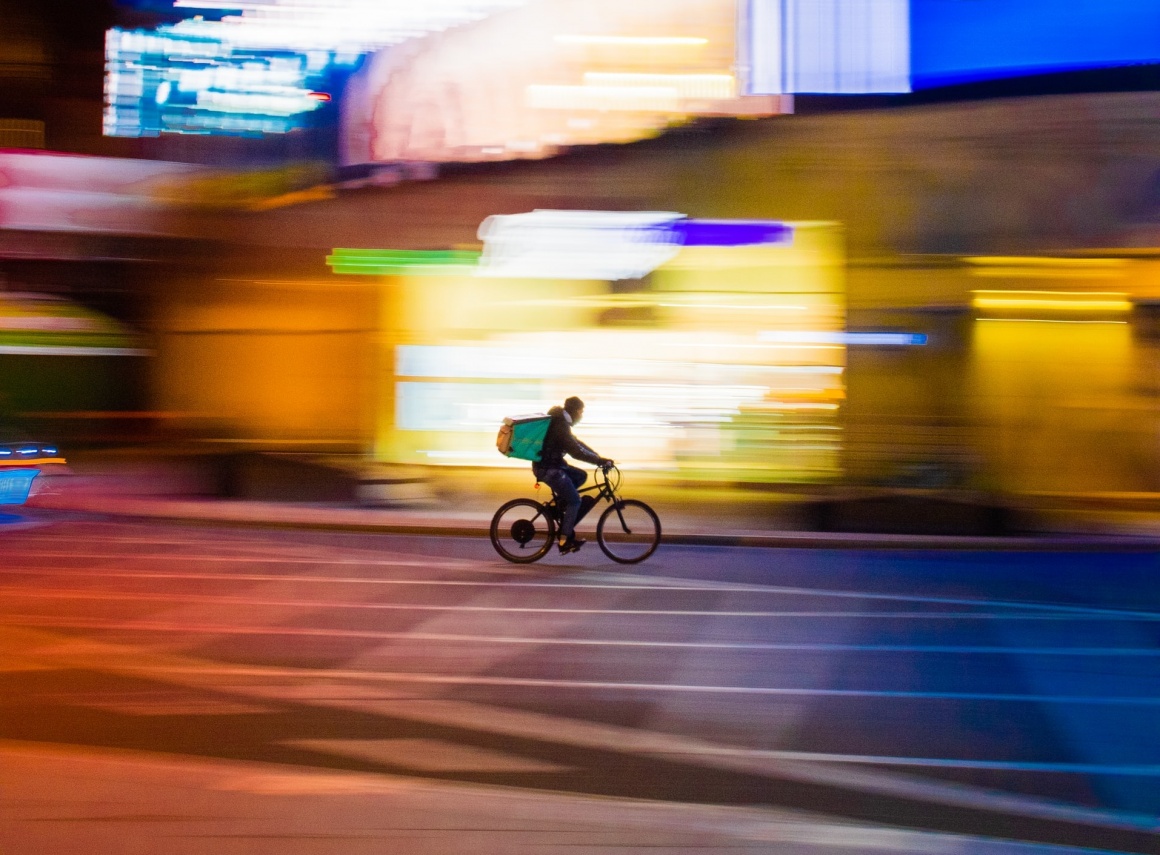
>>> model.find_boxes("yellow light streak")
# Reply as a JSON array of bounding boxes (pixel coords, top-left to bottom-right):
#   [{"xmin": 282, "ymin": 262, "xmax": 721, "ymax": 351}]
[
  {"xmin": 971, "ymin": 269, "xmax": 1126, "ymax": 280},
  {"xmin": 967, "ymin": 256, "xmax": 1127, "ymax": 267},
  {"xmin": 657, "ymin": 303, "xmax": 808, "ymax": 311},
  {"xmin": 966, "ymin": 256, "xmax": 1128, "ymax": 280},
  {"xmin": 499, "ymin": 297, "xmax": 810, "ymax": 311},
  {"xmin": 975, "ymin": 318, "xmax": 1129, "ymax": 325},
  {"xmin": 764, "ymin": 403, "xmax": 841, "ymax": 411},
  {"xmin": 972, "ymin": 290, "xmax": 1131, "ymax": 313}
]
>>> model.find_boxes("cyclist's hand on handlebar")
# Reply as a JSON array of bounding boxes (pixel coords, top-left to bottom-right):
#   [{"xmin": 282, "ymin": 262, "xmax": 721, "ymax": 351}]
[{"xmin": 600, "ymin": 459, "xmax": 614, "ymax": 471}]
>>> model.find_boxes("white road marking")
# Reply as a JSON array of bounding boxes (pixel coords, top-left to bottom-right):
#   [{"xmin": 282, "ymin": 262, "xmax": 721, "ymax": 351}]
[
  {"xmin": 5, "ymin": 551, "xmax": 477, "ymax": 569},
  {"xmin": 6, "ymin": 587, "xmax": 1160, "ymax": 620},
  {"xmin": 751, "ymin": 752, "xmax": 1160, "ymax": 777},
  {"xmin": 94, "ymin": 661, "xmax": 1160, "ymax": 707},
  {"xmin": 6, "ymin": 561, "xmax": 1158, "ymax": 621},
  {"xmin": 7, "ymin": 615, "xmax": 1160, "ymax": 657}
]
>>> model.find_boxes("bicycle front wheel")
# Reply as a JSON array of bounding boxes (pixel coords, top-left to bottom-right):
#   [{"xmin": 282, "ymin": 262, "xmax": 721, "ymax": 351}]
[
  {"xmin": 596, "ymin": 499, "xmax": 661, "ymax": 564},
  {"xmin": 490, "ymin": 498, "xmax": 556, "ymax": 563}
]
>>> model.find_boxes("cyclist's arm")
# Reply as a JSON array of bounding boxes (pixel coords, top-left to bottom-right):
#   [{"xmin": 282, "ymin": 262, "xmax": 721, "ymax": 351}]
[{"xmin": 563, "ymin": 432, "xmax": 605, "ymax": 467}]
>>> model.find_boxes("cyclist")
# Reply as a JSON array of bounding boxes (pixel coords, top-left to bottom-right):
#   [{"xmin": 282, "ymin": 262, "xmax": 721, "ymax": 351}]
[{"xmin": 533, "ymin": 396, "xmax": 612, "ymax": 554}]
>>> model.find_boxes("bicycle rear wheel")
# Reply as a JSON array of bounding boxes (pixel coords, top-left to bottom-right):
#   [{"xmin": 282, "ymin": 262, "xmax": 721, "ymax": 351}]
[
  {"xmin": 490, "ymin": 498, "xmax": 556, "ymax": 563},
  {"xmin": 596, "ymin": 499, "xmax": 661, "ymax": 564}
]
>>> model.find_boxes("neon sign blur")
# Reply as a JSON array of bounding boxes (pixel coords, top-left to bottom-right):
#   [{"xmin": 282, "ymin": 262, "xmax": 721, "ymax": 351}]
[
  {"xmin": 106, "ymin": 0, "xmax": 532, "ymax": 137},
  {"xmin": 326, "ymin": 249, "xmax": 481, "ymax": 276},
  {"xmin": 104, "ymin": 28, "xmax": 342, "ymax": 137},
  {"xmin": 476, "ymin": 211, "xmax": 794, "ymax": 280},
  {"xmin": 328, "ymin": 213, "xmax": 797, "ymax": 281}
]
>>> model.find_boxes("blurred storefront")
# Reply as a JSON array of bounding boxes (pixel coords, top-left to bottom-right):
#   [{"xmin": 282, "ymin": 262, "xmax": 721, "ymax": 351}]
[
  {"xmin": 847, "ymin": 254, "xmax": 1160, "ymax": 494},
  {"xmin": 151, "ymin": 274, "xmax": 377, "ymax": 451},
  {"xmin": 0, "ymin": 152, "xmax": 210, "ymax": 438},
  {"xmin": 326, "ymin": 214, "xmax": 845, "ymax": 483}
]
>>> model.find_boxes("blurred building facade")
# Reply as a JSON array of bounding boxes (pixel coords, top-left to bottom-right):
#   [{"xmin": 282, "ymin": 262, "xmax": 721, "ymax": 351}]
[
  {"xmin": 4, "ymin": 1, "xmax": 1160, "ymax": 496},
  {"xmin": 128, "ymin": 89, "xmax": 1160, "ymax": 494}
]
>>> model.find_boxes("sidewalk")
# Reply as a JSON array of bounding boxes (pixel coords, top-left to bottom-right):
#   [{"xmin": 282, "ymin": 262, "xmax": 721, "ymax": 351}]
[{"xmin": 18, "ymin": 449, "xmax": 1160, "ymax": 551}]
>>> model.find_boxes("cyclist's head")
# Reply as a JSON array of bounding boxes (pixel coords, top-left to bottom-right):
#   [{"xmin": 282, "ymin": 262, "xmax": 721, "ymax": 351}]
[{"xmin": 564, "ymin": 396, "xmax": 585, "ymax": 423}]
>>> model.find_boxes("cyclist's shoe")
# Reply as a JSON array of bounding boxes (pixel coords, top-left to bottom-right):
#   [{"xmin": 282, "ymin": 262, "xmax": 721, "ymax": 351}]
[{"xmin": 558, "ymin": 536, "xmax": 586, "ymax": 555}]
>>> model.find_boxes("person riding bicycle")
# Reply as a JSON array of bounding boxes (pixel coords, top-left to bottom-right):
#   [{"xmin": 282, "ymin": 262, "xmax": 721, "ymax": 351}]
[{"xmin": 533, "ymin": 396, "xmax": 612, "ymax": 554}]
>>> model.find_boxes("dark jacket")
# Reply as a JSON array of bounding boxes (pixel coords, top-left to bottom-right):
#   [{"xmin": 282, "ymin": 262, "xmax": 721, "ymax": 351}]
[{"xmin": 536, "ymin": 406, "xmax": 604, "ymax": 469}]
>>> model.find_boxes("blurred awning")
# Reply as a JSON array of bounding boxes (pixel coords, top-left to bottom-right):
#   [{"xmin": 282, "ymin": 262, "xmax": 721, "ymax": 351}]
[
  {"xmin": 0, "ymin": 152, "xmax": 208, "ymax": 237},
  {"xmin": 0, "ymin": 292, "xmax": 147, "ymax": 356}
]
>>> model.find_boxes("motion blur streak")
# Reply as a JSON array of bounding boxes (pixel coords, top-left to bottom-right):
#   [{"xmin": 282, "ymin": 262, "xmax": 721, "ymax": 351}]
[
  {"xmin": 369, "ymin": 214, "xmax": 844, "ymax": 480},
  {"xmin": 972, "ymin": 292, "xmax": 1132, "ymax": 313}
]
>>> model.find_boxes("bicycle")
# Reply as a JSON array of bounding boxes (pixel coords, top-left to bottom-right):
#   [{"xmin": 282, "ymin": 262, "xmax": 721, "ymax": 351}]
[{"xmin": 489, "ymin": 464, "xmax": 661, "ymax": 564}]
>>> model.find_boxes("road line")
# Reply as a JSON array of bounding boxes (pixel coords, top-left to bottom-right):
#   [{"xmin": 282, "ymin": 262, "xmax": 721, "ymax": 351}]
[
  {"xmin": 744, "ymin": 752, "xmax": 1160, "ymax": 777},
  {"xmin": 7, "ymin": 587, "xmax": 1160, "ymax": 621},
  {"xmin": 7, "ymin": 614, "xmax": 1160, "ymax": 657},
  {"xmin": 93, "ymin": 662, "xmax": 1160, "ymax": 707},
  {"xmin": 7, "ymin": 560, "xmax": 1159, "ymax": 621},
  {"xmin": 0, "ymin": 570, "xmax": 539, "ymax": 586},
  {"xmin": 2, "ymin": 551, "xmax": 477, "ymax": 568}
]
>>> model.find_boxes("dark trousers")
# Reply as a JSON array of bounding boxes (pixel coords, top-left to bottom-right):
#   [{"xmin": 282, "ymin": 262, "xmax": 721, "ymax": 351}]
[{"xmin": 534, "ymin": 464, "xmax": 587, "ymax": 539}]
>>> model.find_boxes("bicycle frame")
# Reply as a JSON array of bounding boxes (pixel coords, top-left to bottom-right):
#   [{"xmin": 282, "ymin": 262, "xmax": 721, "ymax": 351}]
[{"xmin": 540, "ymin": 465, "xmax": 621, "ymax": 520}]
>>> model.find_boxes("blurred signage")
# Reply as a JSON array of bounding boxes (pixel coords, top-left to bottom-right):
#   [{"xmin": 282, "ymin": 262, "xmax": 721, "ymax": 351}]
[
  {"xmin": 341, "ymin": 0, "xmax": 787, "ymax": 165},
  {"xmin": 476, "ymin": 211, "xmax": 685, "ymax": 281},
  {"xmin": 104, "ymin": 28, "xmax": 341, "ymax": 137},
  {"xmin": 105, "ymin": 0, "xmax": 533, "ymax": 138},
  {"xmin": 0, "ymin": 152, "xmax": 310, "ymax": 234},
  {"xmin": 673, "ymin": 219, "xmax": 793, "ymax": 247},
  {"xmin": 328, "ymin": 213, "xmax": 797, "ymax": 280},
  {"xmin": 475, "ymin": 211, "xmax": 795, "ymax": 281},
  {"xmin": 911, "ymin": 0, "xmax": 1160, "ymax": 89},
  {"xmin": 744, "ymin": 0, "xmax": 911, "ymax": 95},
  {"xmin": 0, "ymin": 152, "xmax": 205, "ymax": 235}
]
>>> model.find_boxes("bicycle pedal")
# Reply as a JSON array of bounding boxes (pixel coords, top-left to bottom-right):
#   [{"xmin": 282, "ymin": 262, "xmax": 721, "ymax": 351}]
[{"xmin": 558, "ymin": 538, "xmax": 586, "ymax": 554}]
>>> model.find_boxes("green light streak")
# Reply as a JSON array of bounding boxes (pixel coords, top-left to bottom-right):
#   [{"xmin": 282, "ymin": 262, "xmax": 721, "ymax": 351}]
[{"xmin": 327, "ymin": 248, "xmax": 481, "ymax": 276}]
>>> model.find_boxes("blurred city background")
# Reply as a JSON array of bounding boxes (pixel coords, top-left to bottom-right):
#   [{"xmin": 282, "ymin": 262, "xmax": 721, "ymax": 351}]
[
  {"xmin": 4, "ymin": 0, "xmax": 1160, "ymax": 504},
  {"xmin": 7, "ymin": 5, "xmax": 1160, "ymax": 853}
]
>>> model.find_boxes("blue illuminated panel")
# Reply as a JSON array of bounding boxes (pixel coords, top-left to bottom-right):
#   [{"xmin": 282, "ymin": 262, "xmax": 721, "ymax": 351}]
[
  {"xmin": 104, "ymin": 28, "xmax": 352, "ymax": 138},
  {"xmin": 675, "ymin": 219, "xmax": 793, "ymax": 247},
  {"xmin": 911, "ymin": 0, "xmax": 1160, "ymax": 89}
]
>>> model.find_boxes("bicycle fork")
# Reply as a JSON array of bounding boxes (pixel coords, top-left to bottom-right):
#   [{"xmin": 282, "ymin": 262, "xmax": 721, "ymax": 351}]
[{"xmin": 611, "ymin": 499, "xmax": 632, "ymax": 534}]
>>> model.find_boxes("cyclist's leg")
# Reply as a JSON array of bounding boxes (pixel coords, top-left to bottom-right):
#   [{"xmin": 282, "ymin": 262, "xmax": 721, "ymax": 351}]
[
  {"xmin": 564, "ymin": 464, "xmax": 597, "ymax": 523},
  {"xmin": 538, "ymin": 467, "xmax": 580, "ymax": 540}
]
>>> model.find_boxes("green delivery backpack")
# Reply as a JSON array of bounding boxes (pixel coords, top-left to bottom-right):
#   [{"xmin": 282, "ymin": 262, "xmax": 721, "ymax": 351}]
[{"xmin": 497, "ymin": 413, "xmax": 551, "ymax": 461}]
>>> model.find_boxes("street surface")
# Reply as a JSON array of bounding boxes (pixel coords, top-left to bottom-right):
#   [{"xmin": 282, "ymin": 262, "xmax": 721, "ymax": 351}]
[{"xmin": 1, "ymin": 516, "xmax": 1159, "ymax": 854}]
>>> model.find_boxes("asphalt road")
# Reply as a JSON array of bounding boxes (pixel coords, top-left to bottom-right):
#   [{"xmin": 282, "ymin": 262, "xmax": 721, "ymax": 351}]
[{"xmin": 2, "ymin": 516, "xmax": 1159, "ymax": 854}]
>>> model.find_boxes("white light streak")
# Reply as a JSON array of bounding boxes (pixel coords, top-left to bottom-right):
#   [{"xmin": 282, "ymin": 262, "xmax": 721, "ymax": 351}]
[
  {"xmin": 582, "ymin": 72, "xmax": 736, "ymax": 100},
  {"xmin": 476, "ymin": 209, "xmax": 684, "ymax": 280},
  {"xmin": 172, "ymin": 0, "xmax": 534, "ymax": 53}
]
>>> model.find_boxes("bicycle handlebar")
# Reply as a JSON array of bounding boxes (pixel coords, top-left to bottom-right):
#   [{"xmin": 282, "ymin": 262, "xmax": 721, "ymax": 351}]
[{"xmin": 594, "ymin": 462, "xmax": 621, "ymax": 494}]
